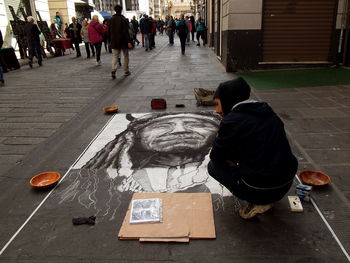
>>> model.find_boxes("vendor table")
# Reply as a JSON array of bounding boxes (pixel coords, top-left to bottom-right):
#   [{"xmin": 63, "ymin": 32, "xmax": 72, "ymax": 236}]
[{"xmin": 52, "ymin": 38, "xmax": 73, "ymax": 55}]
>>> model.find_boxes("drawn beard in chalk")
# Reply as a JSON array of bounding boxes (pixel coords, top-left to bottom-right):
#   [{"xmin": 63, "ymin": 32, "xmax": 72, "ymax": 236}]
[{"xmin": 55, "ymin": 112, "xmax": 231, "ymax": 221}]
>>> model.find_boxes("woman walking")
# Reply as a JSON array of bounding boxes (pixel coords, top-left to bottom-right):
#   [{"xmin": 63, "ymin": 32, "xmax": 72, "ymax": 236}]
[
  {"xmin": 81, "ymin": 20, "xmax": 95, "ymax": 58},
  {"xmin": 88, "ymin": 15, "xmax": 107, "ymax": 65}
]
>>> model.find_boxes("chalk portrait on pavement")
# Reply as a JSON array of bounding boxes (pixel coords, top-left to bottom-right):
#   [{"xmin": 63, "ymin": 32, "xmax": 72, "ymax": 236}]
[{"xmin": 56, "ymin": 112, "xmax": 230, "ymax": 220}]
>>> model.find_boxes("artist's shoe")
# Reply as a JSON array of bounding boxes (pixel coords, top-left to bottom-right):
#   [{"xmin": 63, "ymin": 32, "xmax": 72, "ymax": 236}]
[
  {"xmin": 111, "ymin": 71, "xmax": 116, "ymax": 79},
  {"xmin": 197, "ymin": 43, "xmax": 200, "ymax": 46},
  {"xmin": 38, "ymin": 61, "xmax": 42, "ymax": 66},
  {"xmin": 96, "ymin": 60, "xmax": 101, "ymax": 66},
  {"xmin": 239, "ymin": 203, "xmax": 273, "ymax": 219},
  {"xmin": 28, "ymin": 61, "xmax": 33, "ymax": 68},
  {"xmin": 124, "ymin": 71, "xmax": 130, "ymax": 76}
]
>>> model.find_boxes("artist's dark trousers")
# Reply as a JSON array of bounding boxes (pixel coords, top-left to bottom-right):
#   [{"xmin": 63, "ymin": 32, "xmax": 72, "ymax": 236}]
[
  {"xmin": 84, "ymin": 42, "xmax": 95, "ymax": 58},
  {"xmin": 207, "ymin": 160, "xmax": 292, "ymax": 205},
  {"xmin": 28, "ymin": 41, "xmax": 42, "ymax": 63},
  {"xmin": 72, "ymin": 39, "xmax": 81, "ymax": 56}
]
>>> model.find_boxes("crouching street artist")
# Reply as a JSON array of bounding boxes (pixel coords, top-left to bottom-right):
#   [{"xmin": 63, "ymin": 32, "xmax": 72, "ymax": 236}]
[{"xmin": 208, "ymin": 77, "xmax": 298, "ymax": 219}]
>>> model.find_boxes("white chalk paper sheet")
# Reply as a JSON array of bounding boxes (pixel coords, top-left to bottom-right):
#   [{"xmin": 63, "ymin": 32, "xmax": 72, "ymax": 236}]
[{"xmin": 130, "ymin": 198, "xmax": 163, "ymax": 224}]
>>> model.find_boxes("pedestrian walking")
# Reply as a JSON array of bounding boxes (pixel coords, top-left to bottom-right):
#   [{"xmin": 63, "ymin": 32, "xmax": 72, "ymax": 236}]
[
  {"xmin": 131, "ymin": 16, "xmax": 140, "ymax": 46},
  {"xmin": 103, "ymin": 19, "xmax": 112, "ymax": 53},
  {"xmin": 142, "ymin": 15, "xmax": 152, "ymax": 51},
  {"xmin": 81, "ymin": 20, "xmax": 95, "ymax": 59},
  {"xmin": 195, "ymin": 16, "xmax": 207, "ymax": 46},
  {"xmin": 0, "ymin": 30, "xmax": 4, "ymax": 84},
  {"xmin": 149, "ymin": 17, "xmax": 157, "ymax": 49},
  {"xmin": 165, "ymin": 15, "xmax": 175, "ymax": 45},
  {"xmin": 68, "ymin": 17, "xmax": 82, "ymax": 57},
  {"xmin": 50, "ymin": 19, "xmax": 62, "ymax": 39},
  {"xmin": 190, "ymin": 16, "xmax": 196, "ymax": 41},
  {"xmin": 176, "ymin": 14, "xmax": 188, "ymax": 55},
  {"xmin": 108, "ymin": 4, "xmax": 132, "ymax": 79},
  {"xmin": 139, "ymin": 14, "xmax": 146, "ymax": 47},
  {"xmin": 88, "ymin": 15, "xmax": 106, "ymax": 65},
  {"xmin": 185, "ymin": 16, "xmax": 192, "ymax": 43},
  {"xmin": 24, "ymin": 16, "xmax": 43, "ymax": 68}
]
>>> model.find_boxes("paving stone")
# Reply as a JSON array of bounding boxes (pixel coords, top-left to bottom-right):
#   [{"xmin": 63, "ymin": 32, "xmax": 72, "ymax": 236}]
[
  {"xmin": 306, "ymin": 149, "xmax": 350, "ymax": 165},
  {"xmin": 296, "ymin": 107, "xmax": 347, "ymax": 118},
  {"xmin": 294, "ymin": 133, "xmax": 350, "ymax": 149},
  {"xmin": 284, "ymin": 119, "xmax": 339, "ymax": 133},
  {"xmin": 0, "ymin": 154, "xmax": 23, "ymax": 164},
  {"xmin": 325, "ymin": 118, "xmax": 350, "ymax": 132},
  {"xmin": 7, "ymin": 129, "xmax": 55, "ymax": 137},
  {"xmin": 4, "ymin": 117, "xmax": 71, "ymax": 123},
  {"xmin": 0, "ymin": 145, "xmax": 35, "ymax": 154},
  {"xmin": 0, "ymin": 123, "xmax": 62, "ymax": 129},
  {"xmin": 3, "ymin": 137, "xmax": 47, "ymax": 145}
]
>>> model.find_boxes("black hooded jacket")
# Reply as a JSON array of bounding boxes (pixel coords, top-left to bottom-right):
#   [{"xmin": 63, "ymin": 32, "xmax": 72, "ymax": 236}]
[{"xmin": 210, "ymin": 101, "xmax": 298, "ymax": 189}]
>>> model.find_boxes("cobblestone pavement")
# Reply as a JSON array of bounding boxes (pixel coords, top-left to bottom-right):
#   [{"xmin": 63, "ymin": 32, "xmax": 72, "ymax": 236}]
[
  {"xmin": 0, "ymin": 33, "xmax": 349, "ymax": 261},
  {"xmin": 0, "ymin": 35, "xmax": 230, "ymax": 176}
]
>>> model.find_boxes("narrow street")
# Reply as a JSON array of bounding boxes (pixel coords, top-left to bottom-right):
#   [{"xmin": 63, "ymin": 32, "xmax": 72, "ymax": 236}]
[{"xmin": 0, "ymin": 34, "xmax": 349, "ymax": 262}]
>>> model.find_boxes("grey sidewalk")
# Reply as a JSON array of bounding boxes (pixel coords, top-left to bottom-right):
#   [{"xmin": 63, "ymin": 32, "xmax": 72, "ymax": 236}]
[{"xmin": 0, "ymin": 33, "xmax": 349, "ymax": 261}]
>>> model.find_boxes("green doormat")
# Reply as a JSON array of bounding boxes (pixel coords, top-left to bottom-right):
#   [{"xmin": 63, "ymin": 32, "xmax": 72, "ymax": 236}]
[{"xmin": 235, "ymin": 68, "xmax": 350, "ymax": 90}]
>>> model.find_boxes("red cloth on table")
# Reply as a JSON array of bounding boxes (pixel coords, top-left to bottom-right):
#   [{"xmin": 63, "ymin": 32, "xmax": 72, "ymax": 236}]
[{"xmin": 52, "ymin": 38, "xmax": 73, "ymax": 51}]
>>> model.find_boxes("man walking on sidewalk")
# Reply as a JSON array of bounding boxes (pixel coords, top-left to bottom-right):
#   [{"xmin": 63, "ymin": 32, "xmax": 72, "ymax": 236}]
[
  {"xmin": 24, "ymin": 16, "xmax": 43, "ymax": 68},
  {"xmin": 176, "ymin": 14, "xmax": 188, "ymax": 55},
  {"xmin": 68, "ymin": 17, "xmax": 82, "ymax": 57},
  {"xmin": 108, "ymin": 4, "xmax": 132, "ymax": 79}
]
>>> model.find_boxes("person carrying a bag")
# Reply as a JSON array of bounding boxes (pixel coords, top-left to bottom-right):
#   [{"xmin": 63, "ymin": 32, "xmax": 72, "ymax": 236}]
[{"xmin": 88, "ymin": 15, "xmax": 107, "ymax": 65}]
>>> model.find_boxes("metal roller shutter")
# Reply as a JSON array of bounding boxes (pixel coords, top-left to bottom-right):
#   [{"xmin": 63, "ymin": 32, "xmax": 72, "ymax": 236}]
[{"xmin": 262, "ymin": 0, "xmax": 337, "ymax": 63}]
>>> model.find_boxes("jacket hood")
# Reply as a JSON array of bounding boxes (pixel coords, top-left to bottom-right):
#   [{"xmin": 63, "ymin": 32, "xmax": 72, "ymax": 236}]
[{"xmin": 214, "ymin": 77, "xmax": 251, "ymax": 116}]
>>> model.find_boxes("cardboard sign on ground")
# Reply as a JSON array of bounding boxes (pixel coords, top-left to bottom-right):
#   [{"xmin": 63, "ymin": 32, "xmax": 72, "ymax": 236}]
[{"xmin": 118, "ymin": 193, "xmax": 216, "ymax": 242}]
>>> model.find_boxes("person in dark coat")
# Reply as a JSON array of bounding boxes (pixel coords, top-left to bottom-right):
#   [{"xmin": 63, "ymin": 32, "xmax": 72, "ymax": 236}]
[
  {"xmin": 24, "ymin": 16, "xmax": 43, "ymax": 68},
  {"xmin": 142, "ymin": 15, "xmax": 152, "ymax": 51},
  {"xmin": 108, "ymin": 4, "xmax": 132, "ymax": 79},
  {"xmin": 207, "ymin": 77, "xmax": 298, "ymax": 219},
  {"xmin": 68, "ymin": 17, "xmax": 82, "ymax": 57},
  {"xmin": 0, "ymin": 29, "xmax": 4, "ymax": 83},
  {"xmin": 176, "ymin": 14, "xmax": 188, "ymax": 55}
]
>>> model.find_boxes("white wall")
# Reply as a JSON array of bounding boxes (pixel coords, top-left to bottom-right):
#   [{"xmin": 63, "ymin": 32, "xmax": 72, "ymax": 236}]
[
  {"xmin": 0, "ymin": 0, "xmax": 7, "ymax": 44},
  {"xmin": 139, "ymin": 0, "xmax": 149, "ymax": 15},
  {"xmin": 224, "ymin": 0, "xmax": 262, "ymax": 30},
  {"xmin": 35, "ymin": 0, "xmax": 51, "ymax": 22}
]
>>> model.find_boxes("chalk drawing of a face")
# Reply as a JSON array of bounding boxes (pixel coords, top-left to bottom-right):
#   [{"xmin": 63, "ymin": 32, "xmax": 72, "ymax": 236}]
[
  {"xmin": 56, "ymin": 112, "xmax": 230, "ymax": 220},
  {"xmin": 138, "ymin": 116, "xmax": 218, "ymax": 153}
]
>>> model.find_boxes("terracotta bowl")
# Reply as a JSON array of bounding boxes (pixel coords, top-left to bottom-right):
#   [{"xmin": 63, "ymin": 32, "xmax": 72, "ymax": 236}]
[
  {"xmin": 299, "ymin": 170, "xmax": 330, "ymax": 186},
  {"xmin": 103, "ymin": 106, "xmax": 119, "ymax": 114},
  {"xmin": 30, "ymin": 172, "xmax": 61, "ymax": 188}
]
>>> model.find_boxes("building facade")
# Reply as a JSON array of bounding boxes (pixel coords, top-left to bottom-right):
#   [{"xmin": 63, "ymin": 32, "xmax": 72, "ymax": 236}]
[{"xmin": 207, "ymin": 0, "xmax": 350, "ymax": 71}]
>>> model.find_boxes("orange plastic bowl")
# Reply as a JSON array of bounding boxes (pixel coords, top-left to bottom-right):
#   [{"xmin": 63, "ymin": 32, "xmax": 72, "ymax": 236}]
[
  {"xmin": 103, "ymin": 106, "xmax": 119, "ymax": 114},
  {"xmin": 30, "ymin": 172, "xmax": 61, "ymax": 188},
  {"xmin": 299, "ymin": 170, "xmax": 330, "ymax": 186}
]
